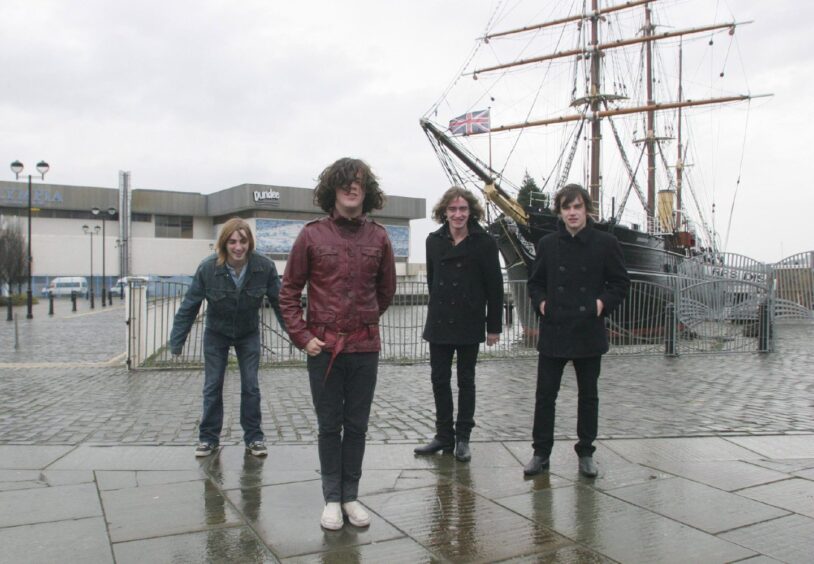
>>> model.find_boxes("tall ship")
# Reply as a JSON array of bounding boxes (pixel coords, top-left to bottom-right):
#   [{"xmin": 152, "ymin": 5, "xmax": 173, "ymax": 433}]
[{"xmin": 421, "ymin": 0, "xmax": 766, "ymax": 331}]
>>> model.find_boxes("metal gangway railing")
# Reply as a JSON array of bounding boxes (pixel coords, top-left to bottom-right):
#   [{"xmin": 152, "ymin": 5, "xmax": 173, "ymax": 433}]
[{"xmin": 126, "ymin": 251, "xmax": 813, "ymax": 369}]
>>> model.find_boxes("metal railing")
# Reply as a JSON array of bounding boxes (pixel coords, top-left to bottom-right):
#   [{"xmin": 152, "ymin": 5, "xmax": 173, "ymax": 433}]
[{"xmin": 126, "ymin": 250, "xmax": 813, "ymax": 369}]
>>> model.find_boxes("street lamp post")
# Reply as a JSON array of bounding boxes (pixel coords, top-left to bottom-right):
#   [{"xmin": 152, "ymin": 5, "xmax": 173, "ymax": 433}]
[
  {"xmin": 82, "ymin": 224, "xmax": 101, "ymax": 308},
  {"xmin": 91, "ymin": 207, "xmax": 117, "ymax": 307},
  {"xmin": 9, "ymin": 160, "xmax": 50, "ymax": 319}
]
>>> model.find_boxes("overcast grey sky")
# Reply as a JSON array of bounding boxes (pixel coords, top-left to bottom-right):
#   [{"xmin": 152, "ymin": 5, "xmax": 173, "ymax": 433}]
[{"xmin": 1, "ymin": 0, "xmax": 810, "ymax": 263}]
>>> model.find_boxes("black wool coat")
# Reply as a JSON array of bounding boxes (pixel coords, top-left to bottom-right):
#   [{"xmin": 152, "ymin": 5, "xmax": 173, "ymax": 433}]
[
  {"xmin": 527, "ymin": 219, "xmax": 630, "ymax": 358},
  {"xmin": 422, "ymin": 222, "xmax": 504, "ymax": 345}
]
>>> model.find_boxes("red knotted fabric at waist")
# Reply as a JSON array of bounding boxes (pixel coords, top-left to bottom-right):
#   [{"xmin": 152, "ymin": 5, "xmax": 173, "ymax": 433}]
[{"xmin": 320, "ymin": 327, "xmax": 370, "ymax": 383}]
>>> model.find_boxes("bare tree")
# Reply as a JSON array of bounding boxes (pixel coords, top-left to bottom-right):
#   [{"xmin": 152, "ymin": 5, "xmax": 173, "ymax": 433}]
[{"xmin": 0, "ymin": 219, "xmax": 27, "ymax": 296}]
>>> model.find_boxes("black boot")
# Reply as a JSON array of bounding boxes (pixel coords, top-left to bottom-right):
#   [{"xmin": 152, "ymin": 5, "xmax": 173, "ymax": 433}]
[
  {"xmin": 578, "ymin": 456, "xmax": 598, "ymax": 478},
  {"xmin": 454, "ymin": 440, "xmax": 471, "ymax": 462},
  {"xmin": 523, "ymin": 455, "xmax": 550, "ymax": 476},
  {"xmin": 414, "ymin": 438, "xmax": 454, "ymax": 455}
]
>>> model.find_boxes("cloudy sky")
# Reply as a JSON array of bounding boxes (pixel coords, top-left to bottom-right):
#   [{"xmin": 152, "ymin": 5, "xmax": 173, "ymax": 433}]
[{"xmin": 2, "ymin": 0, "xmax": 810, "ymax": 263}]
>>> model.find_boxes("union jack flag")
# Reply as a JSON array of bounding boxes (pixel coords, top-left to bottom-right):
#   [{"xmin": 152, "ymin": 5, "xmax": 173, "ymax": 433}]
[{"xmin": 449, "ymin": 109, "xmax": 490, "ymax": 136}]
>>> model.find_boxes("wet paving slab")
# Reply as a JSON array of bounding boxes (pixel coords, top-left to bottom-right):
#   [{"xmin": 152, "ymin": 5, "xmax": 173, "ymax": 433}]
[
  {"xmin": 498, "ymin": 483, "xmax": 756, "ymax": 563},
  {"xmin": 606, "ymin": 476, "xmax": 790, "ymax": 533},
  {"xmin": 719, "ymin": 514, "xmax": 814, "ymax": 564},
  {"xmin": 0, "ymin": 440, "xmax": 811, "ymax": 562}
]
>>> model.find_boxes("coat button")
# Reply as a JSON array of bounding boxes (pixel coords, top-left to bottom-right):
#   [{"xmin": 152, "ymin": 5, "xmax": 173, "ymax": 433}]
[
  {"xmin": 581, "ymin": 266, "xmax": 587, "ymax": 272},
  {"xmin": 559, "ymin": 265, "xmax": 566, "ymax": 272},
  {"xmin": 580, "ymin": 287, "xmax": 586, "ymax": 292},
  {"xmin": 452, "ymin": 281, "xmax": 458, "ymax": 287},
  {"xmin": 448, "ymin": 319, "xmax": 455, "ymax": 324},
  {"xmin": 456, "ymin": 262, "xmax": 462, "ymax": 268},
  {"xmin": 579, "ymin": 306, "xmax": 586, "ymax": 312},
  {"xmin": 557, "ymin": 286, "xmax": 564, "ymax": 292},
  {"xmin": 439, "ymin": 281, "xmax": 444, "ymax": 286}
]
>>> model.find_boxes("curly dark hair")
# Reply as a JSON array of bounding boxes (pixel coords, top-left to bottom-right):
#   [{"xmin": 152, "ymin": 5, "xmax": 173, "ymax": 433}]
[
  {"xmin": 313, "ymin": 158, "xmax": 385, "ymax": 214},
  {"xmin": 431, "ymin": 186, "xmax": 486, "ymax": 224},
  {"xmin": 553, "ymin": 183, "xmax": 593, "ymax": 215}
]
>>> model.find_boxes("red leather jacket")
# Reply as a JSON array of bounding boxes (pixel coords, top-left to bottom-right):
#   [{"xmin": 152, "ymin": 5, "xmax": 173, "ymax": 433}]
[{"xmin": 280, "ymin": 213, "xmax": 396, "ymax": 352}]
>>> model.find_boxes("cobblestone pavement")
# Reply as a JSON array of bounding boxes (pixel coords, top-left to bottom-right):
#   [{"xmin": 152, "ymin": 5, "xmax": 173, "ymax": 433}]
[{"xmin": 1, "ymin": 297, "xmax": 812, "ymax": 446}]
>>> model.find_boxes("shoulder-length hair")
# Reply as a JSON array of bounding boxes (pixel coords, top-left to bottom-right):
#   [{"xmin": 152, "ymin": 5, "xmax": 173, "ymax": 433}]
[
  {"xmin": 313, "ymin": 157, "xmax": 385, "ymax": 214},
  {"xmin": 215, "ymin": 218, "xmax": 255, "ymax": 265},
  {"xmin": 553, "ymin": 183, "xmax": 594, "ymax": 215},
  {"xmin": 431, "ymin": 186, "xmax": 486, "ymax": 224}
]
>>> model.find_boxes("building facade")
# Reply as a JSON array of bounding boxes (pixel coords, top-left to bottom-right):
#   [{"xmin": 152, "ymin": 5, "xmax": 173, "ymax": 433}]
[{"xmin": 0, "ymin": 175, "xmax": 425, "ymax": 294}]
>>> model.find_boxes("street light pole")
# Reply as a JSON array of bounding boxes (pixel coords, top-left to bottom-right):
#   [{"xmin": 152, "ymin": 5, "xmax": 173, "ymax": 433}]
[
  {"xmin": 9, "ymin": 160, "xmax": 50, "ymax": 320},
  {"xmin": 91, "ymin": 207, "xmax": 117, "ymax": 307},
  {"xmin": 82, "ymin": 224, "xmax": 101, "ymax": 308}
]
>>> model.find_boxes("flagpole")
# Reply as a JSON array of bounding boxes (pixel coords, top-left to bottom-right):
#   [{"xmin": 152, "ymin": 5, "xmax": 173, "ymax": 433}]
[{"xmin": 488, "ymin": 106, "xmax": 492, "ymax": 173}]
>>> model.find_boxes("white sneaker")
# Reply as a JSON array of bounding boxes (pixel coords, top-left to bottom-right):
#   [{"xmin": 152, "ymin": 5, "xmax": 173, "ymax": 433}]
[
  {"xmin": 342, "ymin": 501, "xmax": 371, "ymax": 527},
  {"xmin": 320, "ymin": 502, "xmax": 343, "ymax": 530}
]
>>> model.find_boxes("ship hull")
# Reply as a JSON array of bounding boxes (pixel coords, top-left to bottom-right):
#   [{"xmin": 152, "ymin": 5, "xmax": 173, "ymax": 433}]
[{"xmin": 491, "ymin": 211, "xmax": 683, "ymax": 340}]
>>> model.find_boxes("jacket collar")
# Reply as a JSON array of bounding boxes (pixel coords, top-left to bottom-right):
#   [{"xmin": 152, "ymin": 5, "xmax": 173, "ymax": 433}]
[
  {"xmin": 557, "ymin": 217, "xmax": 594, "ymax": 243},
  {"xmin": 430, "ymin": 220, "xmax": 487, "ymax": 241},
  {"xmin": 214, "ymin": 251, "xmax": 262, "ymax": 276}
]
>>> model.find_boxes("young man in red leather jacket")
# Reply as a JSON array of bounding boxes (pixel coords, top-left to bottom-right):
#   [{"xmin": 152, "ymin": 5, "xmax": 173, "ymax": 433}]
[{"xmin": 280, "ymin": 157, "xmax": 396, "ymax": 530}]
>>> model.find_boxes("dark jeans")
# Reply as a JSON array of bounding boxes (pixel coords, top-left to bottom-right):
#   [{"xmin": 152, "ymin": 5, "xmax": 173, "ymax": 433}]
[
  {"xmin": 429, "ymin": 343, "xmax": 480, "ymax": 444},
  {"xmin": 307, "ymin": 351, "xmax": 378, "ymax": 503},
  {"xmin": 200, "ymin": 329, "xmax": 264, "ymax": 446},
  {"xmin": 532, "ymin": 354, "xmax": 601, "ymax": 458}
]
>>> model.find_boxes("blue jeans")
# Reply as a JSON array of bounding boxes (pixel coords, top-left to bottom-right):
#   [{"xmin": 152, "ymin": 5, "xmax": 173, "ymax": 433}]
[
  {"xmin": 429, "ymin": 343, "xmax": 480, "ymax": 443},
  {"xmin": 307, "ymin": 351, "xmax": 378, "ymax": 503},
  {"xmin": 200, "ymin": 329, "xmax": 264, "ymax": 446}
]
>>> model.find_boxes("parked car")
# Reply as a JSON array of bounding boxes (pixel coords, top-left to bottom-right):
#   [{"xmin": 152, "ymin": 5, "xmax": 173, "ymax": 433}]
[
  {"xmin": 42, "ymin": 277, "xmax": 89, "ymax": 298},
  {"xmin": 110, "ymin": 276, "xmax": 150, "ymax": 296}
]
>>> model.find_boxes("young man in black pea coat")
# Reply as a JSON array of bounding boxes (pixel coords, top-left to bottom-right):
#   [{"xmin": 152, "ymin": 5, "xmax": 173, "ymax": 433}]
[
  {"xmin": 414, "ymin": 186, "xmax": 503, "ymax": 462},
  {"xmin": 524, "ymin": 184, "xmax": 629, "ymax": 478}
]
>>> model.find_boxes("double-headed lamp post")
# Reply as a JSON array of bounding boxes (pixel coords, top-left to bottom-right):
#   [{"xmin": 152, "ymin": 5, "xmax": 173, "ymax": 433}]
[
  {"xmin": 82, "ymin": 224, "xmax": 101, "ymax": 308},
  {"xmin": 9, "ymin": 160, "xmax": 50, "ymax": 319},
  {"xmin": 91, "ymin": 207, "xmax": 117, "ymax": 307}
]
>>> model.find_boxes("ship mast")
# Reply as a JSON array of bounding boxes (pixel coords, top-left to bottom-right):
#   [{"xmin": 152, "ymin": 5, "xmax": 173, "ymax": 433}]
[
  {"xmin": 644, "ymin": 3, "xmax": 656, "ymax": 228},
  {"xmin": 589, "ymin": 0, "xmax": 602, "ymax": 211}
]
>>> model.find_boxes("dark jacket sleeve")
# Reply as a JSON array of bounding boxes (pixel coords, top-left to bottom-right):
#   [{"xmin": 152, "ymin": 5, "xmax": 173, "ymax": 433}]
[
  {"xmin": 279, "ymin": 229, "xmax": 312, "ymax": 349},
  {"xmin": 598, "ymin": 235, "xmax": 630, "ymax": 316},
  {"xmin": 425, "ymin": 236, "xmax": 434, "ymax": 295},
  {"xmin": 527, "ymin": 239, "xmax": 548, "ymax": 315},
  {"xmin": 482, "ymin": 236, "xmax": 504, "ymax": 334},
  {"xmin": 169, "ymin": 262, "xmax": 206, "ymax": 354},
  {"xmin": 376, "ymin": 232, "xmax": 397, "ymax": 315},
  {"xmin": 265, "ymin": 257, "xmax": 285, "ymax": 329}
]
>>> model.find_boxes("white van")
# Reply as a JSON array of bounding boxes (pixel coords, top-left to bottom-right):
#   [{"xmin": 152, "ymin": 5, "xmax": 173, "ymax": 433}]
[{"xmin": 43, "ymin": 277, "xmax": 89, "ymax": 298}]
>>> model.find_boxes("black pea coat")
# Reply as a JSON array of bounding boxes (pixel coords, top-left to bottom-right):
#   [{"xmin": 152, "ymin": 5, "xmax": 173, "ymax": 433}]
[
  {"xmin": 527, "ymin": 219, "xmax": 630, "ymax": 358},
  {"xmin": 422, "ymin": 221, "xmax": 504, "ymax": 345}
]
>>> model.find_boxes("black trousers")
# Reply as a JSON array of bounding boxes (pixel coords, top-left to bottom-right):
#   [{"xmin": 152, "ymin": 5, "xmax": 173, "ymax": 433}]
[
  {"xmin": 532, "ymin": 354, "xmax": 601, "ymax": 458},
  {"xmin": 429, "ymin": 343, "xmax": 480, "ymax": 443},
  {"xmin": 307, "ymin": 351, "xmax": 378, "ymax": 503}
]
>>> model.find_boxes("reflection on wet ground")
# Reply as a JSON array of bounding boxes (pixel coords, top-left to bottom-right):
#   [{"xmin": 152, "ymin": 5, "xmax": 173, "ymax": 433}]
[{"xmin": 2, "ymin": 438, "xmax": 809, "ymax": 562}]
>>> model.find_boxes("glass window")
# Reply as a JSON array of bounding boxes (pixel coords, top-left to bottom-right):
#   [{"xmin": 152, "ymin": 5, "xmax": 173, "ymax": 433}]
[{"xmin": 155, "ymin": 215, "xmax": 193, "ymax": 238}]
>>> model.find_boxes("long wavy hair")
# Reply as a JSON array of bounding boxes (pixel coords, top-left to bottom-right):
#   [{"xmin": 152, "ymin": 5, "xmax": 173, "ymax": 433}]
[
  {"xmin": 313, "ymin": 157, "xmax": 385, "ymax": 213},
  {"xmin": 431, "ymin": 186, "xmax": 485, "ymax": 224},
  {"xmin": 215, "ymin": 218, "xmax": 255, "ymax": 265}
]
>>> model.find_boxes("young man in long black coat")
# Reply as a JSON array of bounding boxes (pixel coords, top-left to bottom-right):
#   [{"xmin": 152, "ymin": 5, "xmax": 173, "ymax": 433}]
[
  {"xmin": 524, "ymin": 184, "xmax": 629, "ymax": 478},
  {"xmin": 415, "ymin": 186, "xmax": 503, "ymax": 462}
]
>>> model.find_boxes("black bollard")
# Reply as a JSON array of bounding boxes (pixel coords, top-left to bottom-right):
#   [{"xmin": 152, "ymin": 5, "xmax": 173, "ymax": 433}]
[
  {"xmin": 49, "ymin": 293, "xmax": 54, "ymax": 316},
  {"xmin": 5, "ymin": 296, "xmax": 11, "ymax": 322},
  {"xmin": 758, "ymin": 300, "xmax": 770, "ymax": 353},
  {"xmin": 101, "ymin": 288, "xmax": 106, "ymax": 308},
  {"xmin": 90, "ymin": 289, "xmax": 95, "ymax": 309},
  {"xmin": 664, "ymin": 302, "xmax": 676, "ymax": 356},
  {"xmin": 71, "ymin": 291, "xmax": 77, "ymax": 312},
  {"xmin": 108, "ymin": 291, "xmax": 113, "ymax": 306}
]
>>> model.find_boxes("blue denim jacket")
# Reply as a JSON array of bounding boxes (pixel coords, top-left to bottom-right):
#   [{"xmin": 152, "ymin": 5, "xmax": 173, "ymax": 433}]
[{"xmin": 170, "ymin": 252, "xmax": 283, "ymax": 354}]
